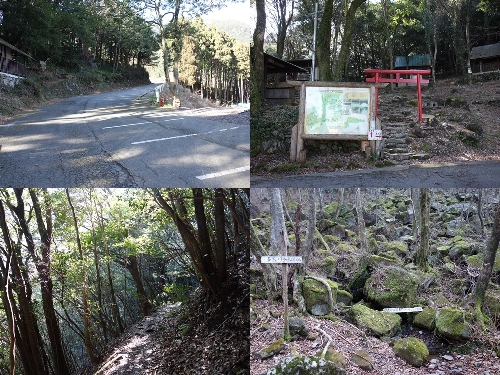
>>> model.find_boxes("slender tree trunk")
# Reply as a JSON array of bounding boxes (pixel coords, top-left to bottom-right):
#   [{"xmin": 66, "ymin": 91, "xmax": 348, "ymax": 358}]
[
  {"xmin": 333, "ymin": 0, "xmax": 367, "ymax": 81},
  {"xmin": 416, "ymin": 188, "xmax": 430, "ymax": 271},
  {"xmin": 215, "ymin": 188, "xmax": 227, "ymax": 284},
  {"xmin": 125, "ymin": 255, "xmax": 152, "ymax": 316},
  {"xmin": 251, "ymin": 0, "xmax": 266, "ymax": 116},
  {"xmin": 356, "ymin": 188, "xmax": 367, "ymax": 253},
  {"xmin": 66, "ymin": 189, "xmax": 99, "ymax": 364},
  {"xmin": 475, "ymin": 202, "xmax": 500, "ymax": 312},
  {"xmin": 28, "ymin": 189, "xmax": 70, "ymax": 375},
  {"xmin": 316, "ymin": 0, "xmax": 334, "ymax": 81}
]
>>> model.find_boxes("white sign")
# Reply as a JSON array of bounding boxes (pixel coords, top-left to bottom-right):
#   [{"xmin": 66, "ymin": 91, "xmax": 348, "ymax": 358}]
[
  {"xmin": 261, "ymin": 256, "xmax": 303, "ymax": 264},
  {"xmin": 383, "ymin": 307, "xmax": 423, "ymax": 313},
  {"xmin": 368, "ymin": 129, "xmax": 382, "ymax": 140}
]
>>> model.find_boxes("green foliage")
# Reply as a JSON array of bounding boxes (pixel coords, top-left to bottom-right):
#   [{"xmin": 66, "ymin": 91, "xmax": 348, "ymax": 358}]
[
  {"xmin": 163, "ymin": 282, "xmax": 190, "ymax": 303},
  {"xmin": 251, "ymin": 105, "xmax": 299, "ymax": 154}
]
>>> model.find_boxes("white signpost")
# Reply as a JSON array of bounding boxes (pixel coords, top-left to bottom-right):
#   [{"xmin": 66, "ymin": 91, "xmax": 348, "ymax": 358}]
[
  {"xmin": 261, "ymin": 256, "xmax": 303, "ymax": 264},
  {"xmin": 383, "ymin": 307, "xmax": 423, "ymax": 313},
  {"xmin": 261, "ymin": 253, "xmax": 303, "ymax": 339}
]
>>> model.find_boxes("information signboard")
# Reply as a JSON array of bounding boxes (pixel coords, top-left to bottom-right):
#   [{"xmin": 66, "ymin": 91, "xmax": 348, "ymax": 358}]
[
  {"xmin": 304, "ymin": 86, "xmax": 371, "ymax": 136},
  {"xmin": 382, "ymin": 307, "xmax": 423, "ymax": 313}
]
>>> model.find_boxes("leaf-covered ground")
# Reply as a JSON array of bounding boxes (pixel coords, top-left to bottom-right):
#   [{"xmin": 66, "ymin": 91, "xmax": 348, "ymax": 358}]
[{"xmin": 83, "ymin": 252, "xmax": 250, "ymax": 375}]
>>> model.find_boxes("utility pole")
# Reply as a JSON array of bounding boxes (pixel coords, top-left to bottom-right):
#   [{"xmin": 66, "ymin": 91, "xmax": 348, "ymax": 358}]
[{"xmin": 311, "ymin": 2, "xmax": 318, "ymax": 81}]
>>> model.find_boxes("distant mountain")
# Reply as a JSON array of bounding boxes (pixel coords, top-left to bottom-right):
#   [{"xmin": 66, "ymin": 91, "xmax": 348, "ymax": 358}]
[{"xmin": 207, "ymin": 19, "xmax": 252, "ymax": 44}]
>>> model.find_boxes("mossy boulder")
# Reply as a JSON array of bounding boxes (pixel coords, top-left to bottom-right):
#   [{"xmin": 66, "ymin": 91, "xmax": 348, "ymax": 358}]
[
  {"xmin": 256, "ymin": 338, "xmax": 285, "ymax": 360},
  {"xmin": 448, "ymin": 239, "xmax": 472, "ymax": 259},
  {"xmin": 348, "ymin": 261, "xmax": 370, "ymax": 302},
  {"xmin": 321, "ymin": 256, "xmax": 338, "ymax": 277},
  {"xmin": 266, "ymin": 355, "xmax": 347, "ymax": 375},
  {"xmin": 364, "ymin": 266, "xmax": 418, "ymax": 308},
  {"xmin": 368, "ymin": 254, "xmax": 403, "ymax": 269},
  {"xmin": 393, "ymin": 337, "xmax": 429, "ymax": 367},
  {"xmin": 315, "ymin": 348, "xmax": 346, "ymax": 369},
  {"xmin": 350, "ymin": 303, "xmax": 402, "ymax": 337},
  {"xmin": 484, "ymin": 289, "xmax": 500, "ymax": 321},
  {"xmin": 385, "ymin": 240, "xmax": 409, "ymax": 256},
  {"xmin": 351, "ymin": 350, "xmax": 374, "ymax": 371},
  {"xmin": 466, "ymin": 253, "xmax": 500, "ymax": 273},
  {"xmin": 302, "ymin": 278, "xmax": 338, "ymax": 316},
  {"xmin": 336, "ymin": 289, "xmax": 353, "ymax": 306},
  {"xmin": 414, "ymin": 308, "xmax": 437, "ymax": 330},
  {"xmin": 289, "ymin": 317, "xmax": 309, "ymax": 338},
  {"xmin": 435, "ymin": 308, "xmax": 473, "ymax": 341}
]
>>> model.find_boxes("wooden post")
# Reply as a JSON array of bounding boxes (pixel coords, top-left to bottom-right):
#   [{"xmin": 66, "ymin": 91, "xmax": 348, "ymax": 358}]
[
  {"xmin": 290, "ymin": 124, "xmax": 298, "ymax": 162},
  {"xmin": 261, "ymin": 254, "xmax": 303, "ymax": 340},
  {"xmin": 296, "ymin": 84, "xmax": 306, "ymax": 163}
]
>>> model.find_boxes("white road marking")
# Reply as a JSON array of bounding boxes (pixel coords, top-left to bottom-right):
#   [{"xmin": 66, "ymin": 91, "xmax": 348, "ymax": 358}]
[
  {"xmin": 131, "ymin": 133, "xmax": 197, "ymax": 145},
  {"xmin": 130, "ymin": 126, "xmax": 240, "ymax": 145},
  {"xmin": 196, "ymin": 166, "xmax": 250, "ymax": 180},
  {"xmin": 103, "ymin": 118, "xmax": 184, "ymax": 129}
]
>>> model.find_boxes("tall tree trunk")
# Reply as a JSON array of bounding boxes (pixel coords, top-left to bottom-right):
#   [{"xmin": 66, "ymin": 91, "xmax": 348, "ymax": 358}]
[
  {"xmin": 416, "ymin": 188, "xmax": 430, "ymax": 271},
  {"xmin": 125, "ymin": 255, "xmax": 152, "ymax": 316},
  {"xmin": 475, "ymin": 202, "xmax": 500, "ymax": 312},
  {"xmin": 251, "ymin": 0, "xmax": 266, "ymax": 116},
  {"xmin": 66, "ymin": 189, "xmax": 99, "ymax": 364},
  {"xmin": 28, "ymin": 189, "xmax": 71, "ymax": 375},
  {"xmin": 316, "ymin": 0, "xmax": 334, "ymax": 81},
  {"xmin": 215, "ymin": 189, "xmax": 227, "ymax": 284},
  {"xmin": 356, "ymin": 188, "xmax": 367, "ymax": 254},
  {"xmin": 333, "ymin": 0, "xmax": 367, "ymax": 81}
]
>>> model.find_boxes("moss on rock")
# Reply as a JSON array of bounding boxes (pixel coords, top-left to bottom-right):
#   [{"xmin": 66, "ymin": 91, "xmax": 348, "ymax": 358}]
[
  {"xmin": 336, "ymin": 289, "xmax": 353, "ymax": 306},
  {"xmin": 256, "ymin": 338, "xmax": 285, "ymax": 360},
  {"xmin": 364, "ymin": 266, "xmax": 417, "ymax": 308},
  {"xmin": 393, "ymin": 337, "xmax": 429, "ymax": 367},
  {"xmin": 466, "ymin": 253, "xmax": 500, "ymax": 273},
  {"xmin": 302, "ymin": 278, "xmax": 338, "ymax": 316},
  {"xmin": 435, "ymin": 308, "xmax": 473, "ymax": 341},
  {"xmin": 350, "ymin": 303, "xmax": 402, "ymax": 337},
  {"xmin": 385, "ymin": 241, "xmax": 409, "ymax": 256},
  {"xmin": 414, "ymin": 307, "xmax": 437, "ymax": 330},
  {"xmin": 267, "ymin": 355, "xmax": 347, "ymax": 375},
  {"xmin": 321, "ymin": 256, "xmax": 338, "ymax": 277},
  {"xmin": 316, "ymin": 348, "xmax": 346, "ymax": 369}
]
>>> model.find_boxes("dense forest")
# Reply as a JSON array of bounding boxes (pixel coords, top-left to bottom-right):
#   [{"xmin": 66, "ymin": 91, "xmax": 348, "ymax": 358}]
[
  {"xmin": 250, "ymin": 188, "xmax": 500, "ymax": 374},
  {"xmin": 0, "ymin": 188, "xmax": 250, "ymax": 375},
  {"xmin": 0, "ymin": 0, "xmax": 250, "ymax": 104},
  {"xmin": 251, "ymin": 0, "xmax": 500, "ymax": 113}
]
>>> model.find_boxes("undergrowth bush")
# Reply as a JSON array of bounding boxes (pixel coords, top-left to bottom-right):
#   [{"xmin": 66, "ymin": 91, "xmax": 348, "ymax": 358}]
[{"xmin": 250, "ymin": 104, "xmax": 299, "ymax": 154}]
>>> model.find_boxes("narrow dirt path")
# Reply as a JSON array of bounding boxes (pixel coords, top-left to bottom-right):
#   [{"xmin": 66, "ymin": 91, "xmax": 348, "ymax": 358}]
[{"xmin": 94, "ymin": 303, "xmax": 181, "ymax": 375}]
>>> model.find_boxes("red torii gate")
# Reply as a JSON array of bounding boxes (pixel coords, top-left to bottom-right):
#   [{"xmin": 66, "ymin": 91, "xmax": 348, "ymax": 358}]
[{"xmin": 365, "ymin": 69, "xmax": 431, "ymax": 122}]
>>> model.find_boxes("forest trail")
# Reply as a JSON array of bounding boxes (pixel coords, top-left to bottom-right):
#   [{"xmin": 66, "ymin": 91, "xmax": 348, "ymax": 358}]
[{"xmin": 94, "ymin": 303, "xmax": 181, "ymax": 375}]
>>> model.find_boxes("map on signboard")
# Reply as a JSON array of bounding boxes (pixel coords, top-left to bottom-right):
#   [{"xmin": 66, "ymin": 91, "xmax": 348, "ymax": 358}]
[{"xmin": 304, "ymin": 87, "xmax": 370, "ymax": 135}]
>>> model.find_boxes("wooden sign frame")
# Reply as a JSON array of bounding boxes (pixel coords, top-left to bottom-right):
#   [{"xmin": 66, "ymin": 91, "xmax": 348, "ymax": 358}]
[{"xmin": 289, "ymin": 81, "xmax": 388, "ymax": 163}]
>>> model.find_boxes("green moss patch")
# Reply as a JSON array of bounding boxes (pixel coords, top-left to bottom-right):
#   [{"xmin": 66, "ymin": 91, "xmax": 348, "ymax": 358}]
[
  {"xmin": 302, "ymin": 278, "xmax": 338, "ymax": 316},
  {"xmin": 350, "ymin": 303, "xmax": 401, "ymax": 337},
  {"xmin": 364, "ymin": 266, "xmax": 418, "ymax": 308},
  {"xmin": 435, "ymin": 308, "xmax": 473, "ymax": 341},
  {"xmin": 393, "ymin": 337, "xmax": 429, "ymax": 367},
  {"xmin": 414, "ymin": 308, "xmax": 437, "ymax": 331}
]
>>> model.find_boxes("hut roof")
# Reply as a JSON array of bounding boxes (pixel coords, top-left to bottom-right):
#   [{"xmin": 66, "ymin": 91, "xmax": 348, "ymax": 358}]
[{"xmin": 470, "ymin": 42, "xmax": 500, "ymax": 60}]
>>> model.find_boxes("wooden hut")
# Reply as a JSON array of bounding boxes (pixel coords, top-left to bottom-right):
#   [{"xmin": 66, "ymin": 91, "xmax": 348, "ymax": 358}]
[
  {"xmin": 0, "ymin": 38, "xmax": 30, "ymax": 84},
  {"xmin": 470, "ymin": 42, "xmax": 500, "ymax": 74}
]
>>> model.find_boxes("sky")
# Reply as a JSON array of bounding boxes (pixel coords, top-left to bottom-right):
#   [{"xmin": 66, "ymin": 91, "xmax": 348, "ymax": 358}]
[{"xmin": 203, "ymin": 0, "xmax": 252, "ymax": 27}]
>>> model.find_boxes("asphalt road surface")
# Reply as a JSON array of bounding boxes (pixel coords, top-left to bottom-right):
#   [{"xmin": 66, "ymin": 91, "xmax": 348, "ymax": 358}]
[
  {"xmin": 0, "ymin": 84, "xmax": 249, "ymax": 187},
  {"xmin": 251, "ymin": 161, "xmax": 500, "ymax": 188}
]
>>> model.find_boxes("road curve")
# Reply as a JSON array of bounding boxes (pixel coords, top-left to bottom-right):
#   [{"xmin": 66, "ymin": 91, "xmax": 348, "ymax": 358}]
[
  {"xmin": 251, "ymin": 161, "xmax": 500, "ymax": 188},
  {"xmin": 0, "ymin": 85, "xmax": 249, "ymax": 187}
]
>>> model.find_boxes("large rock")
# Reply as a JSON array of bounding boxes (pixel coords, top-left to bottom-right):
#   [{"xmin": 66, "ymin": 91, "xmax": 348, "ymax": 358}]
[
  {"xmin": 255, "ymin": 338, "xmax": 285, "ymax": 360},
  {"xmin": 302, "ymin": 278, "xmax": 338, "ymax": 316},
  {"xmin": 266, "ymin": 355, "xmax": 347, "ymax": 375},
  {"xmin": 352, "ymin": 350, "xmax": 374, "ymax": 371},
  {"xmin": 364, "ymin": 266, "xmax": 418, "ymax": 308},
  {"xmin": 315, "ymin": 348, "xmax": 346, "ymax": 369},
  {"xmin": 350, "ymin": 303, "xmax": 401, "ymax": 337},
  {"xmin": 435, "ymin": 308, "xmax": 473, "ymax": 341},
  {"xmin": 289, "ymin": 317, "xmax": 308, "ymax": 338},
  {"xmin": 393, "ymin": 337, "xmax": 429, "ymax": 367},
  {"xmin": 413, "ymin": 307, "xmax": 437, "ymax": 331}
]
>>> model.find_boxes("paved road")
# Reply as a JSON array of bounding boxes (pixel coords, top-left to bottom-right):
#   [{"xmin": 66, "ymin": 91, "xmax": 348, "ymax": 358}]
[
  {"xmin": 251, "ymin": 161, "xmax": 500, "ymax": 188},
  {"xmin": 0, "ymin": 85, "xmax": 249, "ymax": 187}
]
